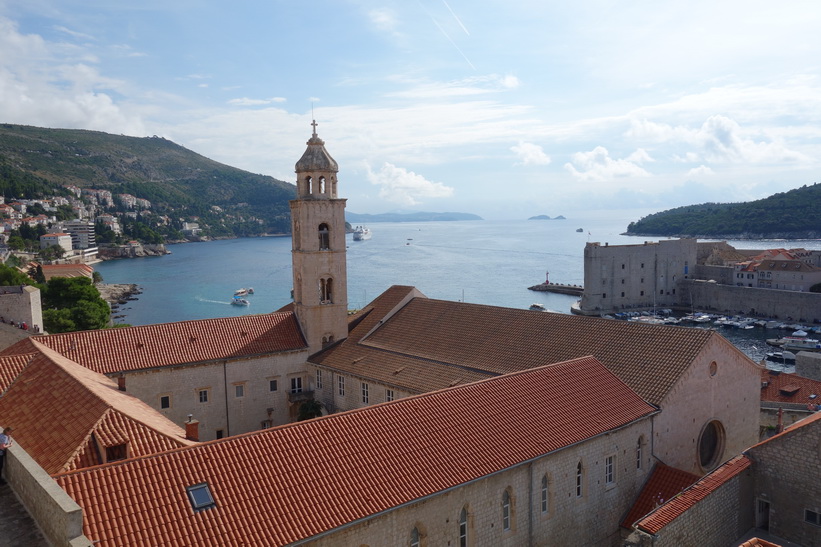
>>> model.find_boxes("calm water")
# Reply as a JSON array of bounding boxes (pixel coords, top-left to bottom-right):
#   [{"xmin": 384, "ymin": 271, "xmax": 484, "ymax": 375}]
[{"xmin": 94, "ymin": 212, "xmax": 821, "ymax": 363}]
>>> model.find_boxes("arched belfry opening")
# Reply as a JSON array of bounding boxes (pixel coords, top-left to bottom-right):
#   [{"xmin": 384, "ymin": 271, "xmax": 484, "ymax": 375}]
[{"xmin": 290, "ymin": 120, "xmax": 348, "ymax": 353}]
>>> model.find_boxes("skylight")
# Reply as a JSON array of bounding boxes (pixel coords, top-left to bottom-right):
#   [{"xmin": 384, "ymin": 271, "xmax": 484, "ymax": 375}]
[{"xmin": 186, "ymin": 483, "xmax": 216, "ymax": 512}]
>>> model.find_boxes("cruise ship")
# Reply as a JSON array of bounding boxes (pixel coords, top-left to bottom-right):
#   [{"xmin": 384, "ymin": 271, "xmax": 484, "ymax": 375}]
[{"xmin": 352, "ymin": 226, "xmax": 372, "ymax": 241}]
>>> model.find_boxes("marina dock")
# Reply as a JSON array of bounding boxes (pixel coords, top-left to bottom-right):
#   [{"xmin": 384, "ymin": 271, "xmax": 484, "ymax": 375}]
[{"xmin": 528, "ymin": 282, "xmax": 584, "ymax": 296}]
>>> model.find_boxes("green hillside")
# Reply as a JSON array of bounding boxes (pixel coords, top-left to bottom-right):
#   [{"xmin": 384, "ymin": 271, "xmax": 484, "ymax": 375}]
[
  {"xmin": 0, "ymin": 124, "xmax": 295, "ymax": 237},
  {"xmin": 625, "ymin": 183, "xmax": 821, "ymax": 239}
]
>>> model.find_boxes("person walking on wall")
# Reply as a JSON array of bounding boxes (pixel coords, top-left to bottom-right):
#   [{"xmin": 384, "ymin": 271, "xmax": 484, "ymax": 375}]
[{"xmin": 0, "ymin": 427, "xmax": 13, "ymax": 485}]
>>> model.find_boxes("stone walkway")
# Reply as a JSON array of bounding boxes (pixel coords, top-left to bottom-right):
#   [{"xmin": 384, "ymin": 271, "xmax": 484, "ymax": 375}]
[{"xmin": 0, "ymin": 482, "xmax": 48, "ymax": 546}]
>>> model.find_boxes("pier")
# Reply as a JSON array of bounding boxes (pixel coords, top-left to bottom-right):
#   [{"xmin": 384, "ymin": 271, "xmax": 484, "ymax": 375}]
[{"xmin": 528, "ymin": 282, "xmax": 584, "ymax": 296}]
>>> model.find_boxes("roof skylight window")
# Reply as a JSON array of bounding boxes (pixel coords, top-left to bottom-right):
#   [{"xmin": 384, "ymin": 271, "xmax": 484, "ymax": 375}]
[{"xmin": 186, "ymin": 483, "xmax": 216, "ymax": 512}]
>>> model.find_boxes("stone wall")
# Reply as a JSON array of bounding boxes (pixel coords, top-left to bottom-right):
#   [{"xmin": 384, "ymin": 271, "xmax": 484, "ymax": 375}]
[
  {"xmin": 306, "ymin": 417, "xmax": 654, "ymax": 547},
  {"xmin": 115, "ymin": 349, "xmax": 309, "ymax": 440},
  {"xmin": 0, "ymin": 285, "xmax": 43, "ymax": 333},
  {"xmin": 748, "ymin": 414, "xmax": 821, "ymax": 546},
  {"xmin": 4, "ymin": 441, "xmax": 92, "ymax": 546},
  {"xmin": 630, "ymin": 467, "xmax": 754, "ymax": 547},
  {"xmin": 796, "ymin": 351, "xmax": 821, "ymax": 381},
  {"xmin": 680, "ymin": 280, "xmax": 821, "ymax": 323},
  {"xmin": 310, "ymin": 365, "xmax": 416, "ymax": 414}
]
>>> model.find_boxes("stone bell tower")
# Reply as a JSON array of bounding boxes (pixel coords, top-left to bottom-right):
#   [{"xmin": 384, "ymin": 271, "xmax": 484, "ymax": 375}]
[{"xmin": 290, "ymin": 121, "xmax": 348, "ymax": 352}]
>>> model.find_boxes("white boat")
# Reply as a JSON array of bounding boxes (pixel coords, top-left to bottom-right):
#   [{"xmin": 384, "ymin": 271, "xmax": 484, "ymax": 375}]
[
  {"xmin": 529, "ymin": 303, "xmax": 547, "ymax": 311},
  {"xmin": 352, "ymin": 226, "xmax": 372, "ymax": 241},
  {"xmin": 234, "ymin": 287, "xmax": 254, "ymax": 297},
  {"xmin": 231, "ymin": 296, "xmax": 250, "ymax": 306}
]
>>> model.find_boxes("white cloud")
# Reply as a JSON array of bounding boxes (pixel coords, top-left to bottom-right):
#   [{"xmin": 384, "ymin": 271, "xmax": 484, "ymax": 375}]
[
  {"xmin": 368, "ymin": 8, "xmax": 399, "ymax": 36},
  {"xmin": 564, "ymin": 146, "xmax": 652, "ymax": 182},
  {"xmin": 364, "ymin": 162, "xmax": 454, "ymax": 206},
  {"xmin": 686, "ymin": 165, "xmax": 714, "ymax": 177},
  {"xmin": 511, "ymin": 141, "xmax": 550, "ymax": 166},
  {"xmin": 53, "ymin": 25, "xmax": 95, "ymax": 41},
  {"xmin": 228, "ymin": 97, "xmax": 287, "ymax": 106},
  {"xmin": 388, "ymin": 74, "xmax": 520, "ymax": 99}
]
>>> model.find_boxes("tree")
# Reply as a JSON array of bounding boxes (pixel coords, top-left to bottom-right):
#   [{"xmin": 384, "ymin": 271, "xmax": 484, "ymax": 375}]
[
  {"xmin": 42, "ymin": 276, "xmax": 109, "ymax": 332},
  {"xmin": 296, "ymin": 400, "xmax": 324, "ymax": 421},
  {"xmin": 0, "ymin": 263, "xmax": 36, "ymax": 286}
]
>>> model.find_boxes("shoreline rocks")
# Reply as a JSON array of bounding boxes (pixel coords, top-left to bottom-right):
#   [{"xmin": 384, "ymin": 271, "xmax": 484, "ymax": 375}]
[
  {"xmin": 96, "ymin": 283, "xmax": 141, "ymax": 306},
  {"xmin": 97, "ymin": 243, "xmax": 170, "ymax": 261}
]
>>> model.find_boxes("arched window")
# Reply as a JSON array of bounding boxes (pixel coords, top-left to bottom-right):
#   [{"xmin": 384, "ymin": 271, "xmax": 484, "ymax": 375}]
[
  {"xmin": 319, "ymin": 277, "xmax": 333, "ymax": 304},
  {"xmin": 318, "ymin": 176, "xmax": 325, "ymax": 194},
  {"xmin": 459, "ymin": 507, "xmax": 468, "ymax": 547},
  {"xmin": 318, "ymin": 223, "xmax": 330, "ymax": 250},
  {"xmin": 304, "ymin": 175, "xmax": 312, "ymax": 195},
  {"xmin": 322, "ymin": 334, "xmax": 334, "ymax": 348},
  {"xmin": 502, "ymin": 489, "xmax": 511, "ymax": 530},
  {"xmin": 540, "ymin": 475, "xmax": 548, "ymax": 513},
  {"xmin": 576, "ymin": 462, "xmax": 583, "ymax": 497},
  {"xmin": 410, "ymin": 527, "xmax": 420, "ymax": 547}
]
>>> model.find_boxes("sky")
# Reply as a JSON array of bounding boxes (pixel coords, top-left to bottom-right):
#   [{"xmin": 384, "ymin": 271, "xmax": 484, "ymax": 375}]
[{"xmin": 1, "ymin": 1, "xmax": 821, "ymax": 220}]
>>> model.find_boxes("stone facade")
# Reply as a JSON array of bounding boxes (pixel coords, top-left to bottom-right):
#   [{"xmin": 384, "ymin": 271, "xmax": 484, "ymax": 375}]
[
  {"xmin": 309, "ymin": 365, "xmax": 415, "ymax": 413},
  {"xmin": 113, "ymin": 351, "xmax": 309, "ymax": 441},
  {"xmin": 308, "ymin": 417, "xmax": 654, "ymax": 547},
  {"xmin": 747, "ymin": 415, "xmax": 821, "ymax": 546},
  {"xmin": 682, "ymin": 279, "xmax": 821, "ymax": 323},
  {"xmin": 652, "ymin": 336, "xmax": 761, "ymax": 475},
  {"xmin": 579, "ymin": 239, "xmax": 696, "ymax": 315},
  {"xmin": 0, "ymin": 285, "xmax": 43, "ymax": 333}
]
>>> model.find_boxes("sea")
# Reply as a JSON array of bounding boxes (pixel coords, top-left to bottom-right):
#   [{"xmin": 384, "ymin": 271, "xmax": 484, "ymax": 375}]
[{"xmin": 94, "ymin": 210, "xmax": 821, "ymax": 365}]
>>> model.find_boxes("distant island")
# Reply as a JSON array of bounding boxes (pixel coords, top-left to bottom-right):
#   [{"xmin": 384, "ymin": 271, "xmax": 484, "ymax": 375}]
[
  {"xmin": 528, "ymin": 215, "xmax": 566, "ymax": 220},
  {"xmin": 625, "ymin": 183, "xmax": 821, "ymax": 239},
  {"xmin": 346, "ymin": 212, "xmax": 482, "ymax": 222}
]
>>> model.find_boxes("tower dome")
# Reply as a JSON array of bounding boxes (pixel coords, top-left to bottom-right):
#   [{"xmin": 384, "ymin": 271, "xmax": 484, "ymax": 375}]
[{"xmin": 295, "ymin": 120, "xmax": 339, "ymax": 173}]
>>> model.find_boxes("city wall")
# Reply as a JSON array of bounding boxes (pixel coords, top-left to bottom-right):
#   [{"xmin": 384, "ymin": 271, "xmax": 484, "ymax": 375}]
[
  {"xmin": 680, "ymin": 280, "xmax": 821, "ymax": 323},
  {"xmin": 4, "ymin": 441, "xmax": 92, "ymax": 546},
  {"xmin": 0, "ymin": 285, "xmax": 43, "ymax": 332}
]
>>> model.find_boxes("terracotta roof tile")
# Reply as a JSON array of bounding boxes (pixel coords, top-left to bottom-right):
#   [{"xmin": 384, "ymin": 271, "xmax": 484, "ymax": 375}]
[
  {"xmin": 760, "ymin": 369, "xmax": 821, "ymax": 406},
  {"xmin": 634, "ymin": 455, "xmax": 752, "ymax": 534},
  {"xmin": 0, "ymin": 341, "xmax": 194, "ymax": 474},
  {"xmin": 313, "ymin": 288, "xmax": 727, "ymax": 405},
  {"xmin": 0, "ymin": 353, "xmax": 34, "ymax": 393},
  {"xmin": 620, "ymin": 463, "xmax": 699, "ymax": 529},
  {"xmin": 738, "ymin": 538, "xmax": 781, "ymax": 547},
  {"xmin": 55, "ymin": 356, "xmax": 656, "ymax": 546},
  {"xmin": 1, "ymin": 313, "xmax": 306, "ymax": 375}
]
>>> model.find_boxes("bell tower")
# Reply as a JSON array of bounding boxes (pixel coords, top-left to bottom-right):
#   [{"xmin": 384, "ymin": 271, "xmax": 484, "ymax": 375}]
[{"xmin": 290, "ymin": 121, "xmax": 348, "ymax": 352}]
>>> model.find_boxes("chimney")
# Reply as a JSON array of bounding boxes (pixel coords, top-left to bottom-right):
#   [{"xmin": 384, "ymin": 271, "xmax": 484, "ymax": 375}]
[
  {"xmin": 185, "ymin": 415, "xmax": 199, "ymax": 441},
  {"xmin": 776, "ymin": 407, "xmax": 783, "ymax": 434},
  {"xmin": 117, "ymin": 374, "xmax": 126, "ymax": 391}
]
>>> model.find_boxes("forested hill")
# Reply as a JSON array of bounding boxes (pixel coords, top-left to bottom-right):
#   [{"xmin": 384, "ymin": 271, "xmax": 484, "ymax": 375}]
[
  {"xmin": 625, "ymin": 183, "xmax": 821, "ymax": 239},
  {"xmin": 0, "ymin": 124, "xmax": 296, "ymax": 236}
]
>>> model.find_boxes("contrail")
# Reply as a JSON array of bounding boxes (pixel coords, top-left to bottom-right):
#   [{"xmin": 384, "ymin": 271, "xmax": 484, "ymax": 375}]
[
  {"xmin": 441, "ymin": 0, "xmax": 470, "ymax": 35},
  {"xmin": 430, "ymin": 15, "xmax": 476, "ymax": 70}
]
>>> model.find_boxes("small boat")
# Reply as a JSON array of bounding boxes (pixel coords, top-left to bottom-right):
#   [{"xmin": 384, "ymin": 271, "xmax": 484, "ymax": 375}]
[
  {"xmin": 765, "ymin": 351, "xmax": 796, "ymax": 364},
  {"xmin": 352, "ymin": 226, "xmax": 372, "ymax": 241},
  {"xmin": 529, "ymin": 303, "xmax": 547, "ymax": 311},
  {"xmin": 576, "ymin": 228, "xmax": 583, "ymax": 232},
  {"xmin": 231, "ymin": 297, "xmax": 250, "ymax": 306}
]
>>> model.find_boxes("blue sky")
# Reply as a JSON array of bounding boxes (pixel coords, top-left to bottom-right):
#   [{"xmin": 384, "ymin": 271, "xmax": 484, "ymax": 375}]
[{"xmin": 1, "ymin": 0, "xmax": 820, "ymax": 220}]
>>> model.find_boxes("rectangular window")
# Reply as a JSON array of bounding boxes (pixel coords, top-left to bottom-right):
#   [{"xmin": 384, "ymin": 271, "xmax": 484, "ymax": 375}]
[
  {"xmin": 198, "ymin": 389, "xmax": 209, "ymax": 403},
  {"xmin": 338, "ymin": 376, "xmax": 345, "ymax": 396},
  {"xmin": 290, "ymin": 377, "xmax": 302, "ymax": 393},
  {"xmin": 160, "ymin": 395, "xmax": 171, "ymax": 409},
  {"xmin": 186, "ymin": 483, "xmax": 216, "ymax": 512},
  {"xmin": 234, "ymin": 384, "xmax": 244, "ymax": 398},
  {"xmin": 386, "ymin": 389, "xmax": 394, "ymax": 402},
  {"xmin": 269, "ymin": 379, "xmax": 278, "ymax": 392},
  {"xmin": 106, "ymin": 444, "xmax": 127, "ymax": 462},
  {"xmin": 215, "ymin": 430, "xmax": 224, "ymax": 439},
  {"xmin": 361, "ymin": 382, "xmax": 369, "ymax": 404},
  {"xmin": 807, "ymin": 509, "xmax": 821, "ymax": 526},
  {"xmin": 605, "ymin": 455, "xmax": 615, "ymax": 485},
  {"xmin": 316, "ymin": 370, "xmax": 323, "ymax": 389}
]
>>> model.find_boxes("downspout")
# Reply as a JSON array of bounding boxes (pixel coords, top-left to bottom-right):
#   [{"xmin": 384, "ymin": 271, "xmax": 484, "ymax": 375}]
[{"xmin": 223, "ymin": 360, "xmax": 230, "ymax": 436}]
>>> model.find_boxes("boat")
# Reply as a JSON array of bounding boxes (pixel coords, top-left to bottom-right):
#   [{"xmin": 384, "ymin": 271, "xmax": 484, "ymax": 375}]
[
  {"xmin": 765, "ymin": 351, "xmax": 796, "ymax": 365},
  {"xmin": 766, "ymin": 336, "xmax": 821, "ymax": 352},
  {"xmin": 576, "ymin": 228, "xmax": 583, "ymax": 232},
  {"xmin": 352, "ymin": 226, "xmax": 372, "ymax": 241},
  {"xmin": 234, "ymin": 287, "xmax": 254, "ymax": 296},
  {"xmin": 231, "ymin": 296, "xmax": 250, "ymax": 306},
  {"xmin": 529, "ymin": 303, "xmax": 547, "ymax": 311}
]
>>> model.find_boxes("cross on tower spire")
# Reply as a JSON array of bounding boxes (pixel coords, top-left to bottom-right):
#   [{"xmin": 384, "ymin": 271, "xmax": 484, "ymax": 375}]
[{"xmin": 311, "ymin": 119, "xmax": 318, "ymax": 138}]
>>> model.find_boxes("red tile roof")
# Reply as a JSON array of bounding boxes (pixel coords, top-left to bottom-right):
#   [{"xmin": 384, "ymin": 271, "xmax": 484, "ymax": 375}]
[
  {"xmin": 313, "ymin": 287, "xmax": 739, "ymax": 405},
  {"xmin": 0, "ymin": 341, "xmax": 194, "ymax": 474},
  {"xmin": 55, "ymin": 356, "xmax": 656, "ymax": 546},
  {"xmin": 760, "ymin": 369, "xmax": 821, "ymax": 407},
  {"xmin": 1, "ymin": 313, "xmax": 306, "ymax": 375},
  {"xmin": 620, "ymin": 463, "xmax": 699, "ymax": 529},
  {"xmin": 0, "ymin": 353, "xmax": 34, "ymax": 393},
  {"xmin": 634, "ymin": 455, "xmax": 752, "ymax": 534}
]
